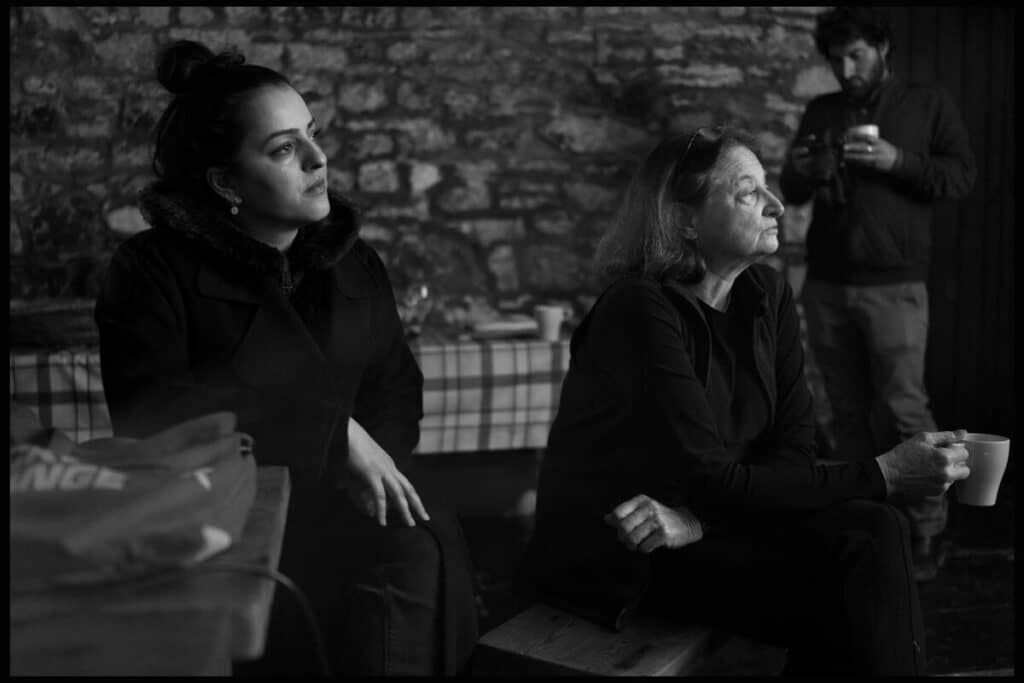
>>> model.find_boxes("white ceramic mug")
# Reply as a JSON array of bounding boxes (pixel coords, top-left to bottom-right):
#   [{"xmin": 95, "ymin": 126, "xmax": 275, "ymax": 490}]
[
  {"xmin": 534, "ymin": 305, "xmax": 566, "ymax": 342},
  {"xmin": 846, "ymin": 123, "xmax": 879, "ymax": 140},
  {"xmin": 955, "ymin": 433, "xmax": 1011, "ymax": 506}
]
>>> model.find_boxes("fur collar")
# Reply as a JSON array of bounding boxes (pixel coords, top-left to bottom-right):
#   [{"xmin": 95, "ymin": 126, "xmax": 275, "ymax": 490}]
[{"xmin": 138, "ymin": 184, "xmax": 361, "ymax": 290}]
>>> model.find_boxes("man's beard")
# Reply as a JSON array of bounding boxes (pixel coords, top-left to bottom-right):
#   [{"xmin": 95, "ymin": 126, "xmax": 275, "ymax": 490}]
[{"xmin": 843, "ymin": 58, "xmax": 888, "ymax": 101}]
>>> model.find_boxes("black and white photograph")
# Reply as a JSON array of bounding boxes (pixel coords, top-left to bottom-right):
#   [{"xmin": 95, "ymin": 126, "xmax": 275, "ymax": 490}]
[{"xmin": 10, "ymin": 6, "xmax": 1013, "ymax": 676}]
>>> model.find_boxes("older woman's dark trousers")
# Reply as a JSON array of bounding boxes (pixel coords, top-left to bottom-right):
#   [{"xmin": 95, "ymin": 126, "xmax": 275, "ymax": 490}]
[
  {"xmin": 235, "ymin": 489, "xmax": 452, "ymax": 676},
  {"xmin": 644, "ymin": 500, "xmax": 927, "ymax": 675}
]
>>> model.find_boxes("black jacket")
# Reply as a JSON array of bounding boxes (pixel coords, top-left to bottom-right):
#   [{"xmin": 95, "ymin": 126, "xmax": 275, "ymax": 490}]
[
  {"xmin": 96, "ymin": 187, "xmax": 421, "ymax": 488},
  {"xmin": 522, "ymin": 265, "xmax": 887, "ymax": 631},
  {"xmin": 95, "ymin": 186, "xmax": 476, "ymax": 673},
  {"xmin": 780, "ymin": 74, "xmax": 976, "ymax": 285}
]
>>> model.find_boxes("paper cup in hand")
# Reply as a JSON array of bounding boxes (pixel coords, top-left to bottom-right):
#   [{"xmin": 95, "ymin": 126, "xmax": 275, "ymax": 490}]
[
  {"xmin": 534, "ymin": 305, "xmax": 566, "ymax": 342},
  {"xmin": 955, "ymin": 433, "xmax": 1010, "ymax": 506}
]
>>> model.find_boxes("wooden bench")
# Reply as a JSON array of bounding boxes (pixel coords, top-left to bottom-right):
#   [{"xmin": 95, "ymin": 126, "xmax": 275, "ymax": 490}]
[{"xmin": 472, "ymin": 603, "xmax": 734, "ymax": 676}]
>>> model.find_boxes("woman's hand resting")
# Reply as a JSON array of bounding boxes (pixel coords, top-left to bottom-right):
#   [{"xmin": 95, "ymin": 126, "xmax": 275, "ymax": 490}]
[
  {"xmin": 340, "ymin": 417, "xmax": 429, "ymax": 527},
  {"xmin": 604, "ymin": 494, "xmax": 704, "ymax": 553},
  {"xmin": 875, "ymin": 430, "xmax": 971, "ymax": 498}
]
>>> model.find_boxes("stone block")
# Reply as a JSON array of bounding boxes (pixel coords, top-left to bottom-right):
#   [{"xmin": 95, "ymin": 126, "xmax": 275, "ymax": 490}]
[
  {"xmin": 247, "ymin": 43, "xmax": 285, "ymax": 71},
  {"xmin": 68, "ymin": 76, "xmax": 108, "ymax": 99},
  {"xmin": 718, "ymin": 7, "xmax": 748, "ymax": 18},
  {"xmin": 409, "ymin": 162, "xmax": 442, "ymax": 195},
  {"xmin": 338, "ymin": 82, "xmax": 389, "ymax": 112},
  {"xmin": 393, "ymin": 118, "xmax": 455, "ymax": 154},
  {"xmin": 223, "ymin": 7, "xmax": 263, "ymax": 26},
  {"xmin": 167, "ymin": 28, "xmax": 251, "ymax": 52},
  {"xmin": 498, "ymin": 195, "xmax": 556, "ymax": 211},
  {"xmin": 105, "ymin": 206, "xmax": 150, "ymax": 237},
  {"xmin": 10, "ymin": 103, "xmax": 60, "ymax": 137},
  {"xmin": 365, "ymin": 201, "xmax": 429, "ymax": 221},
  {"xmin": 650, "ymin": 21, "xmax": 695, "ymax": 43},
  {"xmin": 671, "ymin": 63, "xmax": 745, "ymax": 88},
  {"xmin": 288, "ymin": 43, "xmax": 349, "ymax": 72},
  {"xmin": 328, "ymin": 168, "xmax": 356, "ymax": 193},
  {"xmin": 11, "ymin": 214, "xmax": 25, "ymax": 255},
  {"xmin": 22, "ymin": 75, "xmax": 59, "ymax": 95},
  {"xmin": 547, "ymin": 28, "xmax": 594, "ymax": 45},
  {"xmin": 340, "ymin": 6, "xmax": 398, "ymax": 30},
  {"xmin": 351, "ymin": 133, "xmax": 395, "ymax": 159},
  {"xmin": 696, "ymin": 24, "xmax": 762, "ymax": 42},
  {"xmin": 792, "ymin": 66, "xmax": 839, "ymax": 98},
  {"xmin": 402, "ymin": 6, "xmax": 484, "ymax": 29},
  {"xmin": 178, "ymin": 6, "xmax": 216, "ymax": 26},
  {"xmin": 438, "ymin": 186, "xmax": 491, "ymax": 213},
  {"xmin": 112, "ymin": 143, "xmax": 150, "ymax": 169},
  {"xmin": 565, "ymin": 182, "xmax": 620, "ymax": 212},
  {"xmin": 653, "ymin": 45, "xmax": 686, "ymax": 62},
  {"xmin": 541, "ymin": 113, "xmax": 650, "ymax": 155},
  {"xmin": 66, "ymin": 118, "xmax": 114, "ymax": 139},
  {"xmin": 497, "ymin": 6, "xmax": 577, "ymax": 23},
  {"xmin": 386, "ymin": 42, "xmax": 421, "ymax": 63},
  {"xmin": 93, "ymin": 33, "xmax": 154, "ymax": 71},
  {"xmin": 761, "ymin": 25, "xmax": 815, "ymax": 59},
  {"xmin": 444, "ymin": 89, "xmax": 483, "ymax": 119},
  {"xmin": 11, "ymin": 173, "xmax": 25, "ymax": 203},
  {"xmin": 451, "ymin": 218, "xmax": 525, "ymax": 247},
  {"xmin": 396, "ymin": 82, "xmax": 436, "ymax": 111},
  {"xmin": 534, "ymin": 211, "xmax": 576, "ymax": 236},
  {"xmin": 60, "ymin": 147, "xmax": 106, "ymax": 174},
  {"xmin": 359, "ymin": 223, "xmax": 396, "ymax": 245},
  {"xmin": 358, "ymin": 160, "xmax": 401, "ymax": 193}
]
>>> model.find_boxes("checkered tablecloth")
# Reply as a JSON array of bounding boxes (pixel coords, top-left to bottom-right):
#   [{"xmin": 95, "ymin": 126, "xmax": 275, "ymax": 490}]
[{"xmin": 9, "ymin": 339, "xmax": 570, "ymax": 454}]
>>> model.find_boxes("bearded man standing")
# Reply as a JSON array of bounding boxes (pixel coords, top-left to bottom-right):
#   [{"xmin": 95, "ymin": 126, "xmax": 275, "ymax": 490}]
[{"xmin": 780, "ymin": 6, "xmax": 976, "ymax": 582}]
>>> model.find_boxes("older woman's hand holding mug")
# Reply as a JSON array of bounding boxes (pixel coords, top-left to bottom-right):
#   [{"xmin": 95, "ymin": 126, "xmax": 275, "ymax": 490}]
[{"xmin": 875, "ymin": 430, "xmax": 971, "ymax": 498}]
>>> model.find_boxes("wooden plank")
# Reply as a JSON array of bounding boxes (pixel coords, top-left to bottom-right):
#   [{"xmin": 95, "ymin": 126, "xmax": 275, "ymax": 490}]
[
  {"xmin": 9, "ymin": 467, "xmax": 291, "ymax": 668},
  {"xmin": 477, "ymin": 603, "xmax": 716, "ymax": 676}
]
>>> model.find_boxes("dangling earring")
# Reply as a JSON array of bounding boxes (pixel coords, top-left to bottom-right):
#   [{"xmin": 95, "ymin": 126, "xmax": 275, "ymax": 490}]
[{"xmin": 229, "ymin": 199, "xmax": 240, "ymax": 216}]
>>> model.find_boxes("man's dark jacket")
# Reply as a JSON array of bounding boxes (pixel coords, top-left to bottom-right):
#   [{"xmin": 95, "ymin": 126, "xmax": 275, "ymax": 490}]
[
  {"xmin": 522, "ymin": 265, "xmax": 887, "ymax": 631},
  {"xmin": 780, "ymin": 74, "xmax": 976, "ymax": 285},
  {"xmin": 94, "ymin": 187, "xmax": 476, "ymax": 673}
]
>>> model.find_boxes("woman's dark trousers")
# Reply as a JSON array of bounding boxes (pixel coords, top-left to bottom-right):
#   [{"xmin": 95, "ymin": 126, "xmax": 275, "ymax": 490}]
[{"xmin": 644, "ymin": 499, "xmax": 927, "ymax": 675}]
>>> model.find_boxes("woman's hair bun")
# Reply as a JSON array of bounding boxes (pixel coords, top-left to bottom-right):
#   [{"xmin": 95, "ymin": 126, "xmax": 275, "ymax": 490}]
[{"xmin": 156, "ymin": 40, "xmax": 246, "ymax": 95}]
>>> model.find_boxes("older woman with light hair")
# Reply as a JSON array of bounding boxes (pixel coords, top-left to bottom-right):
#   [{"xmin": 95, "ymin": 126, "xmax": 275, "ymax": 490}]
[{"xmin": 522, "ymin": 126, "xmax": 969, "ymax": 675}]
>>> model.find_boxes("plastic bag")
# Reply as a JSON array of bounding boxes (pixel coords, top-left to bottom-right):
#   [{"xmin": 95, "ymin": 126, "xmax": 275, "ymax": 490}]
[{"xmin": 10, "ymin": 410, "xmax": 257, "ymax": 591}]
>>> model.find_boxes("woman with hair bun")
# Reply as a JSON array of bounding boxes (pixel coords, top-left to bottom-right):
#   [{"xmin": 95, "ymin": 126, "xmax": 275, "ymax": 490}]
[{"xmin": 95, "ymin": 40, "xmax": 478, "ymax": 675}]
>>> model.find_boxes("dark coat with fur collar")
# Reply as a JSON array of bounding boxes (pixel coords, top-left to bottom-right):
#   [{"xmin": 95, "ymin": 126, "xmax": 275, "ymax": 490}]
[
  {"xmin": 96, "ymin": 186, "xmax": 419, "ymax": 483},
  {"xmin": 94, "ymin": 186, "xmax": 477, "ymax": 673}
]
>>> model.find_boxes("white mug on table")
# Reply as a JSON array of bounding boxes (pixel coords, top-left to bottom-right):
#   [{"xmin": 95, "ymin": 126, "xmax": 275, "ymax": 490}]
[{"xmin": 534, "ymin": 305, "xmax": 567, "ymax": 342}]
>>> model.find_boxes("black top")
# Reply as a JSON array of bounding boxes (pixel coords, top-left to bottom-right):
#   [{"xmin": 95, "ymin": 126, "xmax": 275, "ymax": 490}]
[
  {"xmin": 522, "ymin": 265, "xmax": 888, "ymax": 631},
  {"xmin": 779, "ymin": 74, "xmax": 976, "ymax": 285},
  {"xmin": 699, "ymin": 298, "xmax": 767, "ymax": 462}
]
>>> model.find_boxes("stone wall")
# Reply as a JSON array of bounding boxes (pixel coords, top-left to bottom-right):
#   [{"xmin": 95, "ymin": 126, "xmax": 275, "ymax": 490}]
[{"xmin": 10, "ymin": 6, "xmax": 836, "ymax": 328}]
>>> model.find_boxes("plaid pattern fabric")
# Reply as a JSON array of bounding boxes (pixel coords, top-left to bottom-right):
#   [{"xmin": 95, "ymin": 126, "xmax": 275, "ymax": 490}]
[
  {"xmin": 9, "ymin": 350, "xmax": 113, "ymax": 444},
  {"xmin": 9, "ymin": 339, "xmax": 571, "ymax": 454},
  {"xmin": 412, "ymin": 338, "xmax": 570, "ymax": 453}
]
